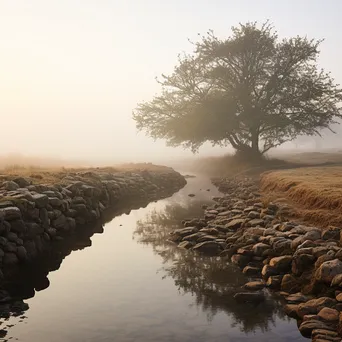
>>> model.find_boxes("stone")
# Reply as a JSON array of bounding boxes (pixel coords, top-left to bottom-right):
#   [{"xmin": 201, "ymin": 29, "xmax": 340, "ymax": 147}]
[
  {"xmin": 244, "ymin": 281, "xmax": 265, "ymax": 290},
  {"xmin": 292, "ymin": 253, "xmax": 316, "ymax": 276},
  {"xmin": 266, "ymin": 275, "xmax": 283, "ymax": 289},
  {"xmin": 32, "ymin": 194, "xmax": 48, "ymax": 208},
  {"xmin": 48, "ymin": 197, "xmax": 62, "ymax": 207},
  {"xmin": 10, "ymin": 220, "xmax": 26, "ymax": 233},
  {"xmin": 286, "ymin": 293, "xmax": 311, "ymax": 304},
  {"xmin": 193, "ymin": 241, "xmax": 222, "ymax": 255},
  {"xmin": 304, "ymin": 229, "xmax": 322, "ymax": 241},
  {"xmin": 331, "ymin": 274, "xmax": 342, "ymax": 287},
  {"xmin": 248, "ymin": 219, "xmax": 264, "ymax": 227},
  {"xmin": 317, "ymin": 307, "xmax": 339, "ymax": 322},
  {"xmin": 262, "ymin": 265, "xmax": 278, "ymax": 279},
  {"xmin": 52, "ymin": 214, "xmax": 67, "ymax": 229},
  {"xmin": 12, "ymin": 177, "xmax": 30, "ymax": 188},
  {"xmin": 315, "ymin": 259, "xmax": 342, "ymax": 284},
  {"xmin": 269, "ymin": 255, "xmax": 292, "ymax": 272},
  {"xmin": 3, "ymin": 252, "xmax": 19, "ymax": 265},
  {"xmin": 178, "ymin": 241, "xmax": 193, "ymax": 249},
  {"xmin": 16, "ymin": 246, "xmax": 28, "ymax": 261},
  {"xmin": 226, "ymin": 219, "xmax": 245, "ymax": 230},
  {"xmin": 242, "ymin": 266, "xmax": 261, "ymax": 277},
  {"xmin": 336, "ymin": 293, "xmax": 342, "ymax": 302},
  {"xmin": 248, "ymin": 211, "xmax": 260, "ymax": 219},
  {"xmin": 0, "ymin": 207, "xmax": 21, "ymax": 220},
  {"xmin": 281, "ymin": 274, "xmax": 301, "ymax": 293},
  {"xmin": 299, "ymin": 319, "xmax": 334, "ymax": 338},
  {"xmin": 233, "ymin": 292, "xmax": 265, "ymax": 303},
  {"xmin": 297, "ymin": 297, "xmax": 337, "ymax": 318},
  {"xmin": 322, "ymin": 227, "xmax": 340, "ymax": 241},
  {"xmin": 231, "ymin": 254, "xmax": 250, "ymax": 268},
  {"xmin": 252, "ymin": 243, "xmax": 270, "ymax": 256},
  {"xmin": 2, "ymin": 181, "xmax": 20, "ymax": 190}
]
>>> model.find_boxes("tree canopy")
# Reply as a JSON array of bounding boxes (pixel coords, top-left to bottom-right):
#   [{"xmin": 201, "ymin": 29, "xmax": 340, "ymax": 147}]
[{"xmin": 133, "ymin": 22, "xmax": 342, "ymax": 157}]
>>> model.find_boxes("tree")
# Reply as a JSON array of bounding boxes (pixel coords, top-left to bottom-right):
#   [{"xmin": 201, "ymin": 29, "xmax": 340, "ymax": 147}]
[{"xmin": 133, "ymin": 22, "xmax": 342, "ymax": 158}]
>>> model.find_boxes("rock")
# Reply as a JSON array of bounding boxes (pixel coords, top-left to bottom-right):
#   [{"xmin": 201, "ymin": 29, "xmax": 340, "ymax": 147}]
[
  {"xmin": 315, "ymin": 259, "xmax": 342, "ymax": 284},
  {"xmin": 248, "ymin": 219, "xmax": 264, "ymax": 227},
  {"xmin": 299, "ymin": 319, "xmax": 334, "ymax": 338},
  {"xmin": 269, "ymin": 255, "xmax": 292, "ymax": 272},
  {"xmin": 292, "ymin": 253, "xmax": 316, "ymax": 276},
  {"xmin": 317, "ymin": 307, "xmax": 339, "ymax": 322},
  {"xmin": 32, "ymin": 194, "xmax": 48, "ymax": 208},
  {"xmin": 242, "ymin": 266, "xmax": 261, "ymax": 277},
  {"xmin": 266, "ymin": 275, "xmax": 283, "ymax": 289},
  {"xmin": 233, "ymin": 292, "xmax": 265, "ymax": 303},
  {"xmin": 244, "ymin": 281, "xmax": 265, "ymax": 290},
  {"xmin": 281, "ymin": 274, "xmax": 301, "ymax": 293},
  {"xmin": 3, "ymin": 252, "xmax": 19, "ymax": 265},
  {"xmin": 312, "ymin": 329, "xmax": 339, "ymax": 341},
  {"xmin": 0, "ymin": 207, "xmax": 21, "ymax": 220},
  {"xmin": 262, "ymin": 265, "xmax": 278, "ymax": 280},
  {"xmin": 248, "ymin": 211, "xmax": 260, "ymax": 219},
  {"xmin": 172, "ymin": 227, "xmax": 198, "ymax": 239},
  {"xmin": 12, "ymin": 177, "xmax": 30, "ymax": 188},
  {"xmin": 16, "ymin": 246, "xmax": 28, "ymax": 261},
  {"xmin": 304, "ymin": 229, "xmax": 322, "ymax": 241},
  {"xmin": 188, "ymin": 193, "xmax": 195, "ymax": 197},
  {"xmin": 336, "ymin": 293, "xmax": 342, "ymax": 302},
  {"xmin": 226, "ymin": 219, "xmax": 245, "ymax": 230},
  {"xmin": 331, "ymin": 274, "xmax": 342, "ymax": 287},
  {"xmin": 297, "ymin": 297, "xmax": 337, "ymax": 318},
  {"xmin": 231, "ymin": 254, "xmax": 250, "ymax": 268},
  {"xmin": 284, "ymin": 304, "xmax": 300, "ymax": 318},
  {"xmin": 48, "ymin": 197, "xmax": 62, "ymax": 207},
  {"xmin": 322, "ymin": 227, "xmax": 340, "ymax": 241},
  {"xmin": 286, "ymin": 293, "xmax": 311, "ymax": 304},
  {"xmin": 178, "ymin": 241, "xmax": 193, "ymax": 249},
  {"xmin": 2, "ymin": 181, "xmax": 20, "ymax": 190},
  {"xmin": 52, "ymin": 215, "xmax": 67, "ymax": 229},
  {"xmin": 10, "ymin": 220, "xmax": 26, "ymax": 233},
  {"xmin": 193, "ymin": 241, "xmax": 222, "ymax": 255},
  {"xmin": 252, "ymin": 243, "xmax": 270, "ymax": 256}
]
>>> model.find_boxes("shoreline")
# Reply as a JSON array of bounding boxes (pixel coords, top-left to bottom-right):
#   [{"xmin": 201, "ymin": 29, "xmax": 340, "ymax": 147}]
[
  {"xmin": 170, "ymin": 175, "xmax": 342, "ymax": 341},
  {"xmin": 0, "ymin": 166, "xmax": 186, "ymax": 279}
]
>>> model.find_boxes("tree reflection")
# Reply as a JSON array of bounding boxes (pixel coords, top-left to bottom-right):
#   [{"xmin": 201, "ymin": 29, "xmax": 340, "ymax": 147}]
[{"xmin": 134, "ymin": 199, "xmax": 288, "ymax": 334}]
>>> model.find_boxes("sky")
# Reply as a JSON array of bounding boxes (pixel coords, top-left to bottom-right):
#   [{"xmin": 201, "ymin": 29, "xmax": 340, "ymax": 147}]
[{"xmin": 1, "ymin": 0, "xmax": 342, "ymax": 164}]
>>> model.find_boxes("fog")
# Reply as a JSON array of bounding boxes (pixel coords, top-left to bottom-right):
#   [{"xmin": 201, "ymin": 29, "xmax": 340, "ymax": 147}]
[{"xmin": 1, "ymin": 0, "xmax": 342, "ymax": 166}]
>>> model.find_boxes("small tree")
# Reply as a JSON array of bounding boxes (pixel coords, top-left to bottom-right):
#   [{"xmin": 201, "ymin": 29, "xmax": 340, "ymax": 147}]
[{"xmin": 133, "ymin": 22, "xmax": 342, "ymax": 158}]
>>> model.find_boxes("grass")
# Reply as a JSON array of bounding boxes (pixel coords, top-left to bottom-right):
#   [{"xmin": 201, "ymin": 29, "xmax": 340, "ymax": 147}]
[
  {"xmin": 260, "ymin": 166, "xmax": 342, "ymax": 227},
  {"xmin": 0, "ymin": 163, "xmax": 173, "ymax": 185}
]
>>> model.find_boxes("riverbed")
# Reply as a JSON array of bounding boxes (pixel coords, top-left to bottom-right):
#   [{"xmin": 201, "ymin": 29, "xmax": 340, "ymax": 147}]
[{"xmin": 1, "ymin": 175, "xmax": 307, "ymax": 341}]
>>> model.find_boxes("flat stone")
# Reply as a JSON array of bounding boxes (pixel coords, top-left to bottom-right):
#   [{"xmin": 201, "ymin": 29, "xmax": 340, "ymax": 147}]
[
  {"xmin": 178, "ymin": 241, "xmax": 193, "ymax": 249},
  {"xmin": 226, "ymin": 219, "xmax": 245, "ymax": 230},
  {"xmin": 193, "ymin": 241, "xmax": 222, "ymax": 255},
  {"xmin": 269, "ymin": 255, "xmax": 292, "ymax": 272},
  {"xmin": 248, "ymin": 219, "xmax": 264, "ymax": 227},
  {"xmin": 0, "ymin": 207, "xmax": 21, "ymax": 220},
  {"xmin": 299, "ymin": 320, "xmax": 334, "ymax": 338},
  {"xmin": 297, "ymin": 297, "xmax": 337, "ymax": 318},
  {"xmin": 317, "ymin": 307, "xmax": 339, "ymax": 322},
  {"xmin": 32, "ymin": 194, "xmax": 48, "ymax": 208},
  {"xmin": 242, "ymin": 266, "xmax": 261, "ymax": 277},
  {"xmin": 244, "ymin": 281, "xmax": 265, "ymax": 290}
]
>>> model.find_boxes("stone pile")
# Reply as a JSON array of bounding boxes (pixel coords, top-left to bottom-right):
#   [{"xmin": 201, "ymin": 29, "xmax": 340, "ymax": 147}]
[
  {"xmin": 0, "ymin": 168, "xmax": 186, "ymax": 273},
  {"xmin": 169, "ymin": 177, "xmax": 342, "ymax": 341}
]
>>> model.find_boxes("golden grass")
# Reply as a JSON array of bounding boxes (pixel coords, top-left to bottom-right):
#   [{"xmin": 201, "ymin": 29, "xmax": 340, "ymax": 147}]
[
  {"xmin": 0, "ymin": 163, "xmax": 172, "ymax": 185},
  {"xmin": 260, "ymin": 166, "xmax": 342, "ymax": 227}
]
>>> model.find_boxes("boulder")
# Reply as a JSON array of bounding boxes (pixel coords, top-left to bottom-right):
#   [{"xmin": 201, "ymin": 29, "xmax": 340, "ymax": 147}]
[
  {"xmin": 299, "ymin": 319, "xmax": 334, "ymax": 338},
  {"xmin": 32, "ymin": 194, "xmax": 48, "ymax": 208},
  {"xmin": 193, "ymin": 241, "xmax": 222, "ymax": 255},
  {"xmin": 331, "ymin": 274, "xmax": 342, "ymax": 287},
  {"xmin": 244, "ymin": 281, "xmax": 265, "ymax": 291},
  {"xmin": 252, "ymin": 243, "xmax": 270, "ymax": 256},
  {"xmin": 13, "ymin": 177, "xmax": 31, "ymax": 188},
  {"xmin": 231, "ymin": 254, "xmax": 250, "ymax": 268},
  {"xmin": 317, "ymin": 307, "xmax": 339, "ymax": 322},
  {"xmin": 0, "ymin": 207, "xmax": 21, "ymax": 220},
  {"xmin": 315, "ymin": 259, "xmax": 342, "ymax": 284},
  {"xmin": 2, "ymin": 181, "xmax": 20, "ymax": 190},
  {"xmin": 261, "ymin": 265, "xmax": 278, "ymax": 280},
  {"xmin": 281, "ymin": 274, "xmax": 301, "ymax": 293},
  {"xmin": 226, "ymin": 219, "xmax": 245, "ymax": 230},
  {"xmin": 297, "ymin": 297, "xmax": 337, "ymax": 318},
  {"xmin": 269, "ymin": 255, "xmax": 292, "ymax": 272},
  {"xmin": 242, "ymin": 266, "xmax": 261, "ymax": 277},
  {"xmin": 266, "ymin": 275, "xmax": 283, "ymax": 289},
  {"xmin": 292, "ymin": 253, "xmax": 316, "ymax": 276}
]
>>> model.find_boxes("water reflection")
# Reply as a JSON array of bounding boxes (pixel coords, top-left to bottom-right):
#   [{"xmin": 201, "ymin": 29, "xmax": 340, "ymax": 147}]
[{"xmin": 134, "ymin": 199, "xmax": 290, "ymax": 334}]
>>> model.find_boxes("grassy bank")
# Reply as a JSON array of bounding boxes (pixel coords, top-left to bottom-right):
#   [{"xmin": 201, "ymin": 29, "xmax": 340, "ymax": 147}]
[{"xmin": 260, "ymin": 166, "xmax": 342, "ymax": 227}]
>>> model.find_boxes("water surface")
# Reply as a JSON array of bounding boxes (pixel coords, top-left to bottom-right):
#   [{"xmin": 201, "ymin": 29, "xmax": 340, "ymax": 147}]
[{"xmin": 1, "ymin": 175, "xmax": 306, "ymax": 342}]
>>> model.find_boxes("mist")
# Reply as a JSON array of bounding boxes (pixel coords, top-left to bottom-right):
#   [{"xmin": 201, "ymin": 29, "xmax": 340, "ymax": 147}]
[{"xmin": 1, "ymin": 0, "xmax": 342, "ymax": 167}]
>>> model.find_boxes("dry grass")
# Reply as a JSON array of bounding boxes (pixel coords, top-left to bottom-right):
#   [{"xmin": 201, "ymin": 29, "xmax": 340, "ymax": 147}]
[
  {"xmin": 0, "ymin": 163, "xmax": 172, "ymax": 185},
  {"xmin": 261, "ymin": 166, "xmax": 342, "ymax": 227}
]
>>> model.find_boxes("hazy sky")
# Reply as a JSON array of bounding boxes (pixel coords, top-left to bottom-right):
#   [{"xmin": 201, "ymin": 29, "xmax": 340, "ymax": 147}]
[{"xmin": 1, "ymin": 0, "xmax": 342, "ymax": 163}]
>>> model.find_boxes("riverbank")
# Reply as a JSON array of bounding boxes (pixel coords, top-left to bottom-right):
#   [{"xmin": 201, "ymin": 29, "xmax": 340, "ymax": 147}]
[
  {"xmin": 169, "ymin": 170, "xmax": 342, "ymax": 341},
  {"xmin": 0, "ymin": 165, "xmax": 186, "ymax": 276}
]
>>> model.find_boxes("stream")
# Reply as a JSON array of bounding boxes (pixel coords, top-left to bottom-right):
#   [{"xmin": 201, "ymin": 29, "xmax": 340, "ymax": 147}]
[{"xmin": 1, "ymin": 175, "xmax": 307, "ymax": 342}]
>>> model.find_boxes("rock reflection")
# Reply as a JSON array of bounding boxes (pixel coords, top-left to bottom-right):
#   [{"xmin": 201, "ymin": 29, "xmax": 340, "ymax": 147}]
[{"xmin": 134, "ymin": 199, "xmax": 289, "ymax": 334}]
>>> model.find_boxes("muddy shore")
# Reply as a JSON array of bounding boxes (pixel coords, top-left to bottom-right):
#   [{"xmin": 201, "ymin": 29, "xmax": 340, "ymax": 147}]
[{"xmin": 170, "ymin": 176, "xmax": 342, "ymax": 341}]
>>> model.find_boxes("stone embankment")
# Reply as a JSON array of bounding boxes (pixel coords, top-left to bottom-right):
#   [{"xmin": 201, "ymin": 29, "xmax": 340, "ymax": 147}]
[
  {"xmin": 0, "ymin": 167, "xmax": 186, "ymax": 274},
  {"xmin": 169, "ymin": 176, "xmax": 342, "ymax": 341}
]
